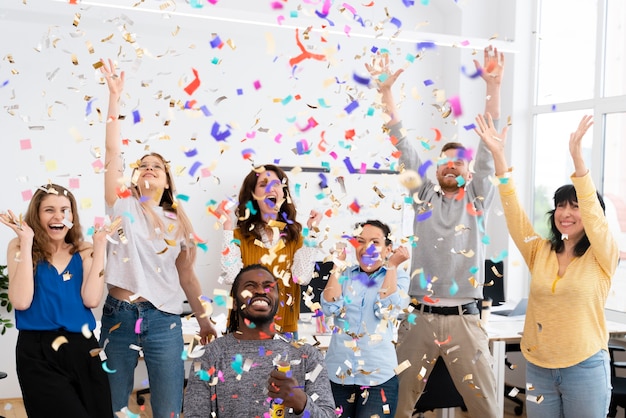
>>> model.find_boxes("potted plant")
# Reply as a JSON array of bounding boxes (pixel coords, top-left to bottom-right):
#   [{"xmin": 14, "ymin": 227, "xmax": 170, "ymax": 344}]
[{"xmin": 0, "ymin": 264, "xmax": 13, "ymax": 335}]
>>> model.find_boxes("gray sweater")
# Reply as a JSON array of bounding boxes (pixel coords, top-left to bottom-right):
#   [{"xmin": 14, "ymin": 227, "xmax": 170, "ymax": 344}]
[
  {"xmin": 183, "ymin": 333, "xmax": 336, "ymax": 417},
  {"xmin": 390, "ymin": 122, "xmax": 496, "ymax": 301}
]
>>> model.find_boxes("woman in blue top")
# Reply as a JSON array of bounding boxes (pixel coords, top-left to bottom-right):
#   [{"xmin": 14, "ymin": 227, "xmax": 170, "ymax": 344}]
[
  {"xmin": 321, "ymin": 219, "xmax": 410, "ymax": 418},
  {"xmin": 0, "ymin": 184, "xmax": 114, "ymax": 417}
]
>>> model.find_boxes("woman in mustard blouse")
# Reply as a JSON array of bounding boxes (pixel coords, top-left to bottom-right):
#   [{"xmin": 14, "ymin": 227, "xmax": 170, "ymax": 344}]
[
  {"xmin": 475, "ymin": 114, "xmax": 619, "ymax": 418},
  {"xmin": 218, "ymin": 164, "xmax": 323, "ymax": 336}
]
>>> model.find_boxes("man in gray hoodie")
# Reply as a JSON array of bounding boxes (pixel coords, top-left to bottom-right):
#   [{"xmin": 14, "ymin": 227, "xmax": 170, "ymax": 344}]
[{"xmin": 366, "ymin": 46, "xmax": 505, "ymax": 418}]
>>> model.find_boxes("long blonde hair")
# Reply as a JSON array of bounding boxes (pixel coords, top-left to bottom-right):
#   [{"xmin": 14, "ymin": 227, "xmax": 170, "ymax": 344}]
[{"xmin": 130, "ymin": 152, "xmax": 196, "ymax": 260}]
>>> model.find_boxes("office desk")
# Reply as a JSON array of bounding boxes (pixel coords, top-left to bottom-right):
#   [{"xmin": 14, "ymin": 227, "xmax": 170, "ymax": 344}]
[
  {"xmin": 300, "ymin": 314, "xmax": 626, "ymax": 418},
  {"xmin": 487, "ymin": 316, "xmax": 626, "ymax": 418}
]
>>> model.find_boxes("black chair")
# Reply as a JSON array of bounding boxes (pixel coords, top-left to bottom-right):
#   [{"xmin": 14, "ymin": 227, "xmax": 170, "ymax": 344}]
[
  {"xmin": 483, "ymin": 260, "xmax": 525, "ymax": 415},
  {"xmin": 608, "ymin": 344, "xmax": 626, "ymax": 418},
  {"xmin": 413, "ymin": 356, "xmax": 467, "ymax": 417},
  {"xmin": 503, "ymin": 343, "xmax": 525, "ymax": 416}
]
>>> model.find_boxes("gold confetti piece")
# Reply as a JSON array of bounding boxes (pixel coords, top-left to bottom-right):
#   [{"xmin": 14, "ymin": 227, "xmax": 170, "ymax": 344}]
[
  {"xmin": 398, "ymin": 169, "xmax": 422, "ymax": 189},
  {"xmin": 392, "ymin": 359, "xmax": 412, "ymax": 376},
  {"xmin": 89, "ymin": 348, "xmax": 102, "ymax": 357},
  {"xmin": 62, "ymin": 271, "xmax": 72, "ymax": 281},
  {"xmin": 109, "ymin": 322, "xmax": 122, "ymax": 333},
  {"xmin": 72, "ymin": 13, "xmax": 81, "ymax": 27},
  {"xmin": 51, "ymin": 336, "xmax": 69, "ymax": 351},
  {"xmin": 462, "ymin": 373, "xmax": 473, "ymax": 382},
  {"xmin": 86, "ymin": 40, "xmax": 94, "ymax": 54}
]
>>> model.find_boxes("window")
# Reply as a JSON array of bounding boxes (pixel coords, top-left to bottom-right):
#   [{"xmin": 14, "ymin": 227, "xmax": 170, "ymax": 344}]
[{"xmin": 534, "ymin": 0, "xmax": 626, "ymax": 313}]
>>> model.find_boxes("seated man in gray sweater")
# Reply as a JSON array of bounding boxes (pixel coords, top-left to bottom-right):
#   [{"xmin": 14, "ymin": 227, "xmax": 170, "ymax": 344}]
[{"xmin": 183, "ymin": 264, "xmax": 336, "ymax": 417}]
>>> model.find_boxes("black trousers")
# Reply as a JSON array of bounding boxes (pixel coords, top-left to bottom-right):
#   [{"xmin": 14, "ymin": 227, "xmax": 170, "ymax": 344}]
[{"xmin": 16, "ymin": 330, "xmax": 113, "ymax": 418}]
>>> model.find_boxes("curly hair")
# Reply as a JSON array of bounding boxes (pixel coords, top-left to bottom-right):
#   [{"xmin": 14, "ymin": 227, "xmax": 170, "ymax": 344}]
[
  {"xmin": 234, "ymin": 165, "xmax": 302, "ymax": 242},
  {"xmin": 226, "ymin": 264, "xmax": 276, "ymax": 334},
  {"xmin": 24, "ymin": 184, "xmax": 84, "ymax": 268}
]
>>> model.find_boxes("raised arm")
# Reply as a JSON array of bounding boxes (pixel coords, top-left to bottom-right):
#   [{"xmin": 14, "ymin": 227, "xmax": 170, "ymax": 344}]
[
  {"xmin": 365, "ymin": 52, "xmax": 404, "ymax": 127},
  {"xmin": 473, "ymin": 45, "xmax": 504, "ymax": 119},
  {"xmin": 474, "ymin": 113, "xmax": 509, "ymax": 177},
  {"xmin": 100, "ymin": 59, "xmax": 126, "ymax": 208},
  {"xmin": 569, "ymin": 115, "xmax": 593, "ymax": 177},
  {"xmin": 0, "ymin": 212, "xmax": 35, "ymax": 310},
  {"xmin": 80, "ymin": 218, "xmax": 121, "ymax": 308}
]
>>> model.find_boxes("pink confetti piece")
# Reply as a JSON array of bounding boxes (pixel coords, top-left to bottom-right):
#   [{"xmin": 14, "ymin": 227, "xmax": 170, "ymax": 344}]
[
  {"xmin": 69, "ymin": 178, "xmax": 80, "ymax": 189},
  {"xmin": 135, "ymin": 318, "xmax": 143, "ymax": 334},
  {"xmin": 20, "ymin": 139, "xmax": 32, "ymax": 150},
  {"xmin": 253, "ymin": 80, "xmax": 262, "ymax": 90},
  {"xmin": 448, "ymin": 95, "xmax": 462, "ymax": 116},
  {"xmin": 21, "ymin": 189, "xmax": 33, "ymax": 201}
]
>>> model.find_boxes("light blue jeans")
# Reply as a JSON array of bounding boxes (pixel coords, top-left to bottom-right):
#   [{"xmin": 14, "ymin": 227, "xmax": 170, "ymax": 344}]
[
  {"xmin": 525, "ymin": 349, "xmax": 611, "ymax": 418},
  {"xmin": 100, "ymin": 295, "xmax": 184, "ymax": 418}
]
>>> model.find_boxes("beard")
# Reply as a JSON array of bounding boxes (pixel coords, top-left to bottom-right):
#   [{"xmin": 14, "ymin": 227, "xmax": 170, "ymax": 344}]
[{"xmin": 237, "ymin": 298, "xmax": 279, "ymax": 328}]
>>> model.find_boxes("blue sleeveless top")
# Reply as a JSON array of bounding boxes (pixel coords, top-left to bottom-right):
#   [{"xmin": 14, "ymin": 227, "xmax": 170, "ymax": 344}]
[{"xmin": 15, "ymin": 252, "xmax": 97, "ymax": 332}]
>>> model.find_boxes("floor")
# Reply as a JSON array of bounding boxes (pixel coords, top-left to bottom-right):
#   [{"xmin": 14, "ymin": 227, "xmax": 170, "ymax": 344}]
[
  {"xmin": 0, "ymin": 394, "xmax": 530, "ymax": 418},
  {"xmin": 2, "ymin": 394, "xmax": 624, "ymax": 417}
]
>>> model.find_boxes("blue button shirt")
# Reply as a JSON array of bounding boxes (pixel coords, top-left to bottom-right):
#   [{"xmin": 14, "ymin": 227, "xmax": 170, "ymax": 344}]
[{"xmin": 321, "ymin": 265, "xmax": 410, "ymax": 386}]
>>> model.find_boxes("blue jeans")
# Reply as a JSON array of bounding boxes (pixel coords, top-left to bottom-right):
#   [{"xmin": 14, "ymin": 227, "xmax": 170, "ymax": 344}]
[
  {"xmin": 330, "ymin": 376, "xmax": 399, "ymax": 418},
  {"xmin": 100, "ymin": 295, "xmax": 184, "ymax": 418},
  {"xmin": 525, "ymin": 349, "xmax": 611, "ymax": 418}
]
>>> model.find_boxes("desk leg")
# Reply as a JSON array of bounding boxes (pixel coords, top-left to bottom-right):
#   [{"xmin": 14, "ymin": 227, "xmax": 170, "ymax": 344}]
[
  {"xmin": 436, "ymin": 409, "xmax": 455, "ymax": 418},
  {"xmin": 491, "ymin": 340, "xmax": 505, "ymax": 418}
]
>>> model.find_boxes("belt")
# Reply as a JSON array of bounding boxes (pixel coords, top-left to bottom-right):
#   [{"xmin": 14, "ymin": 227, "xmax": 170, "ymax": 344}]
[{"xmin": 411, "ymin": 301, "xmax": 480, "ymax": 315}]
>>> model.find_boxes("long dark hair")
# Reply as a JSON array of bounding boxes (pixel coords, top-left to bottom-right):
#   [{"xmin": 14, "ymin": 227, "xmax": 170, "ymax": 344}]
[
  {"xmin": 24, "ymin": 184, "xmax": 84, "ymax": 267},
  {"xmin": 235, "ymin": 165, "xmax": 302, "ymax": 242},
  {"xmin": 226, "ymin": 264, "xmax": 274, "ymax": 334},
  {"xmin": 547, "ymin": 184, "xmax": 606, "ymax": 256}
]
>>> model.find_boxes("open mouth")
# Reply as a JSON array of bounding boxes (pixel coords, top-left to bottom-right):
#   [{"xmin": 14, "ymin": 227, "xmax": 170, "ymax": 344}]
[
  {"xmin": 49, "ymin": 223, "xmax": 65, "ymax": 231},
  {"xmin": 248, "ymin": 296, "xmax": 272, "ymax": 310}
]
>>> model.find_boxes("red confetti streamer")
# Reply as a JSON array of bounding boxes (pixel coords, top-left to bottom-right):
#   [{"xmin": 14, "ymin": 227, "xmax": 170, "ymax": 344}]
[
  {"xmin": 184, "ymin": 68, "xmax": 200, "ymax": 95},
  {"xmin": 288, "ymin": 28, "xmax": 326, "ymax": 67}
]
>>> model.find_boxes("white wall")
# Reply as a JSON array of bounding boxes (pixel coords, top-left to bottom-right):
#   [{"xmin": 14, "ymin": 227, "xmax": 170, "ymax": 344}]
[{"xmin": 0, "ymin": 0, "xmax": 517, "ymax": 398}]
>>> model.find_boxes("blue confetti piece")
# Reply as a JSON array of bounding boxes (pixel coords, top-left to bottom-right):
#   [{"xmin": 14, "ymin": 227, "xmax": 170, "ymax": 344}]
[
  {"xmin": 211, "ymin": 121, "xmax": 231, "ymax": 141},
  {"xmin": 423, "ymin": 79, "xmax": 434, "ymax": 86},
  {"xmin": 209, "ymin": 36, "xmax": 222, "ymax": 48},
  {"xmin": 408, "ymin": 313, "xmax": 417, "ymax": 324},
  {"xmin": 184, "ymin": 148, "xmax": 198, "ymax": 157},
  {"xmin": 199, "ymin": 105, "xmax": 211, "ymax": 117},
  {"xmin": 390, "ymin": 17, "xmax": 402, "ymax": 28},
  {"xmin": 318, "ymin": 173, "xmax": 328, "ymax": 189},
  {"xmin": 132, "ymin": 110, "xmax": 141, "ymax": 124},
  {"xmin": 416, "ymin": 41, "xmax": 436, "ymax": 50},
  {"xmin": 418, "ymin": 160, "xmax": 433, "ymax": 177},
  {"xmin": 353, "ymin": 73, "xmax": 370, "ymax": 86},
  {"xmin": 189, "ymin": 161, "xmax": 202, "ymax": 177},
  {"xmin": 344, "ymin": 100, "xmax": 359, "ymax": 114},
  {"xmin": 463, "ymin": 123, "xmax": 476, "ymax": 130},
  {"xmin": 416, "ymin": 211, "xmax": 432, "ymax": 222}
]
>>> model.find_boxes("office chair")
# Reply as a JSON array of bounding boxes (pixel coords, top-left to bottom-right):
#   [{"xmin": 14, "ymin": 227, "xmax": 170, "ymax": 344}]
[
  {"xmin": 608, "ymin": 344, "xmax": 626, "ymax": 418},
  {"xmin": 413, "ymin": 356, "xmax": 467, "ymax": 417},
  {"xmin": 482, "ymin": 260, "xmax": 525, "ymax": 415},
  {"xmin": 503, "ymin": 343, "xmax": 525, "ymax": 416}
]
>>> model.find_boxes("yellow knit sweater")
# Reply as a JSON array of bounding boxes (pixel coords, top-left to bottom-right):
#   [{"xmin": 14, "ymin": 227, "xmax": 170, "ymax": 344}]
[{"xmin": 233, "ymin": 229, "xmax": 304, "ymax": 333}]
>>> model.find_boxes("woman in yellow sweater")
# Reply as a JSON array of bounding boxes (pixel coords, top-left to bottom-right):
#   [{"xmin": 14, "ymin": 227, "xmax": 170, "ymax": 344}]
[
  {"xmin": 475, "ymin": 114, "xmax": 619, "ymax": 418},
  {"xmin": 218, "ymin": 164, "xmax": 322, "ymax": 337}
]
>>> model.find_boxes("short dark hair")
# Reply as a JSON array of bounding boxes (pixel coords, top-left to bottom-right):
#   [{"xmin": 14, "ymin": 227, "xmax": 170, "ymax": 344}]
[
  {"xmin": 226, "ymin": 264, "xmax": 275, "ymax": 334},
  {"xmin": 355, "ymin": 219, "xmax": 392, "ymax": 246},
  {"xmin": 547, "ymin": 184, "xmax": 606, "ymax": 256}
]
